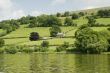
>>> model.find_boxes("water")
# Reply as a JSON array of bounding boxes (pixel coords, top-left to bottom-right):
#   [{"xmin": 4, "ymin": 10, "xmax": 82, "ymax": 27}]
[{"xmin": 0, "ymin": 53, "xmax": 110, "ymax": 73}]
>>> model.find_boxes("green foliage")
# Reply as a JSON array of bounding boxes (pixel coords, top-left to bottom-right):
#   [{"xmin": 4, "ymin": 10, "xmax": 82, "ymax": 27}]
[
  {"xmin": 97, "ymin": 9, "xmax": 110, "ymax": 18},
  {"xmin": 56, "ymin": 46, "xmax": 66, "ymax": 52},
  {"xmin": 75, "ymin": 26, "xmax": 108, "ymax": 54},
  {"xmin": 0, "ymin": 48, "xmax": 4, "ymax": 54},
  {"xmin": 39, "ymin": 47, "xmax": 49, "ymax": 52},
  {"xmin": 18, "ymin": 16, "xmax": 30, "ymax": 24},
  {"xmin": 56, "ymin": 12, "xmax": 61, "ymax": 17},
  {"xmin": 49, "ymin": 25, "xmax": 61, "ymax": 37},
  {"xmin": 29, "ymin": 32, "xmax": 39, "ymax": 41},
  {"xmin": 64, "ymin": 17, "xmax": 74, "ymax": 26},
  {"xmin": 34, "ymin": 46, "xmax": 49, "ymax": 52},
  {"xmin": 79, "ymin": 12, "xmax": 85, "ymax": 16},
  {"xmin": 56, "ymin": 42, "xmax": 69, "ymax": 52},
  {"xmin": 0, "ymin": 19, "xmax": 20, "ymax": 34},
  {"xmin": 22, "ymin": 48, "xmax": 34, "ymax": 53},
  {"xmin": 5, "ymin": 46, "xmax": 18, "ymax": 54},
  {"xmin": 87, "ymin": 16, "xmax": 96, "ymax": 26},
  {"xmin": 62, "ymin": 42, "xmax": 69, "ymax": 48},
  {"xmin": 64, "ymin": 11, "xmax": 70, "ymax": 17},
  {"xmin": 41, "ymin": 41, "xmax": 49, "ymax": 48},
  {"xmin": 28, "ymin": 15, "xmax": 62, "ymax": 27},
  {"xmin": 28, "ymin": 16, "xmax": 38, "ymax": 28},
  {"xmin": 0, "ymin": 39, "xmax": 5, "ymax": 47},
  {"xmin": 72, "ymin": 13, "xmax": 79, "ymax": 19}
]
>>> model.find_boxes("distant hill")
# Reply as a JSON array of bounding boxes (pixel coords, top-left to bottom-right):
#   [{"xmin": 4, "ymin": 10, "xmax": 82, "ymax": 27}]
[{"xmin": 74, "ymin": 6, "xmax": 110, "ymax": 14}]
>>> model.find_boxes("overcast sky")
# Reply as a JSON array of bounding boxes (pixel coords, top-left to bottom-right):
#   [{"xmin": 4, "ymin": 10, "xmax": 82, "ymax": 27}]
[{"xmin": 0, "ymin": 0, "xmax": 110, "ymax": 20}]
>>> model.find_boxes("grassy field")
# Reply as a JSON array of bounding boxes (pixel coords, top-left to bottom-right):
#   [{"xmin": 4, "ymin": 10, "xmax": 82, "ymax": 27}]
[
  {"xmin": 2, "ymin": 26, "xmax": 108, "ymax": 46},
  {"xmin": 0, "ymin": 29, "xmax": 4, "ymax": 34},
  {"xmin": 1, "ymin": 14, "xmax": 110, "ymax": 46}
]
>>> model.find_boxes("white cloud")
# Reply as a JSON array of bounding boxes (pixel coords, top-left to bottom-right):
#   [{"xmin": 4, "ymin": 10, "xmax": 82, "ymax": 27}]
[
  {"xmin": 0, "ymin": 0, "xmax": 26, "ymax": 21},
  {"xmin": 11, "ymin": 10, "xmax": 26, "ymax": 19},
  {"xmin": 0, "ymin": 0, "xmax": 12, "ymax": 10},
  {"xmin": 51, "ymin": 0, "xmax": 66, "ymax": 5},
  {"xmin": 31, "ymin": 11, "xmax": 43, "ymax": 16}
]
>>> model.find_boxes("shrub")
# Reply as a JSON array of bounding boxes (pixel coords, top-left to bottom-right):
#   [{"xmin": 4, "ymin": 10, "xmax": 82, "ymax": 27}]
[
  {"xmin": 75, "ymin": 26, "xmax": 108, "ymax": 54},
  {"xmin": 56, "ymin": 13, "xmax": 61, "ymax": 17},
  {"xmin": 79, "ymin": 12, "xmax": 85, "ymax": 16},
  {"xmin": 64, "ymin": 17, "xmax": 73, "ymax": 26},
  {"xmin": 5, "ymin": 46, "xmax": 18, "ymax": 54},
  {"xmin": 0, "ymin": 48, "xmax": 4, "ymax": 54},
  {"xmin": 72, "ymin": 13, "xmax": 79, "ymax": 19},
  {"xmin": 41, "ymin": 41, "xmax": 49, "ymax": 48},
  {"xmin": 49, "ymin": 25, "xmax": 61, "ymax": 37},
  {"xmin": 87, "ymin": 16, "xmax": 96, "ymax": 27},
  {"xmin": 0, "ymin": 30, "xmax": 7, "ymax": 37},
  {"xmin": 56, "ymin": 42, "xmax": 69, "ymax": 52},
  {"xmin": 29, "ymin": 32, "xmax": 39, "ymax": 41},
  {"xmin": 0, "ymin": 39, "xmax": 5, "ymax": 47},
  {"xmin": 22, "ymin": 48, "xmax": 34, "ymax": 53},
  {"xmin": 107, "ymin": 28, "xmax": 110, "ymax": 31},
  {"xmin": 62, "ymin": 42, "xmax": 69, "ymax": 48},
  {"xmin": 64, "ymin": 11, "xmax": 70, "ymax": 17},
  {"xmin": 39, "ymin": 47, "xmax": 49, "ymax": 52},
  {"xmin": 34, "ymin": 47, "xmax": 40, "ymax": 52},
  {"xmin": 56, "ymin": 46, "xmax": 66, "ymax": 52}
]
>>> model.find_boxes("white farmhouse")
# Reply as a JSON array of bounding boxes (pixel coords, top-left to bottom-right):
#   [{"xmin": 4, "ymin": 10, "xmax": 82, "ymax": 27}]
[{"xmin": 57, "ymin": 32, "xmax": 65, "ymax": 38}]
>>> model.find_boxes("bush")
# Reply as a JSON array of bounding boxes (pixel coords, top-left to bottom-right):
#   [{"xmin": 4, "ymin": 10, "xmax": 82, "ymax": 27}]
[
  {"xmin": 0, "ymin": 48, "xmax": 4, "ymax": 54},
  {"xmin": 41, "ymin": 41, "xmax": 49, "ymax": 48},
  {"xmin": 56, "ymin": 13, "xmax": 61, "ymax": 17},
  {"xmin": 56, "ymin": 42, "xmax": 69, "ymax": 52},
  {"xmin": 56, "ymin": 46, "xmax": 66, "ymax": 52},
  {"xmin": 49, "ymin": 25, "xmax": 61, "ymax": 37},
  {"xmin": 5, "ymin": 46, "xmax": 18, "ymax": 54},
  {"xmin": 79, "ymin": 12, "xmax": 85, "ymax": 16},
  {"xmin": 107, "ymin": 28, "xmax": 110, "ymax": 31},
  {"xmin": 29, "ymin": 32, "xmax": 39, "ymax": 41},
  {"xmin": 75, "ymin": 26, "xmax": 108, "ymax": 54},
  {"xmin": 64, "ymin": 11, "xmax": 70, "ymax": 17},
  {"xmin": 62, "ymin": 42, "xmax": 69, "ymax": 48},
  {"xmin": 72, "ymin": 13, "xmax": 79, "ymax": 19},
  {"xmin": 22, "ymin": 48, "xmax": 34, "ymax": 53},
  {"xmin": 39, "ymin": 47, "xmax": 49, "ymax": 52},
  {"xmin": 34, "ymin": 47, "xmax": 40, "ymax": 52},
  {"xmin": 0, "ymin": 30, "xmax": 7, "ymax": 37},
  {"xmin": 0, "ymin": 39, "xmax": 5, "ymax": 47},
  {"xmin": 64, "ymin": 17, "xmax": 74, "ymax": 26},
  {"xmin": 87, "ymin": 16, "xmax": 96, "ymax": 27}
]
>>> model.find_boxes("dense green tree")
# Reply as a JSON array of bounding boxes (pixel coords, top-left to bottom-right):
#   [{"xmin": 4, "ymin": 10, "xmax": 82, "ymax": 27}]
[
  {"xmin": 10, "ymin": 19, "xmax": 20, "ymax": 30},
  {"xmin": 87, "ymin": 16, "xmax": 96, "ymax": 26},
  {"xmin": 18, "ymin": 16, "xmax": 30, "ymax": 24},
  {"xmin": 64, "ymin": 11, "xmax": 70, "ymax": 17},
  {"xmin": 2, "ymin": 24, "xmax": 13, "ymax": 33},
  {"xmin": 31, "ymin": 15, "xmax": 62, "ymax": 27},
  {"xmin": 29, "ymin": 32, "xmax": 39, "ymax": 41},
  {"xmin": 75, "ymin": 26, "xmax": 108, "ymax": 54},
  {"xmin": 72, "ymin": 13, "xmax": 79, "ymax": 19},
  {"xmin": 79, "ymin": 12, "xmax": 85, "ymax": 16},
  {"xmin": 97, "ymin": 9, "xmax": 110, "ymax": 18},
  {"xmin": 62, "ymin": 42, "xmax": 69, "ymax": 48},
  {"xmin": 49, "ymin": 25, "xmax": 61, "ymax": 37},
  {"xmin": 0, "ymin": 39, "xmax": 5, "ymax": 47},
  {"xmin": 64, "ymin": 17, "xmax": 73, "ymax": 26},
  {"xmin": 56, "ymin": 12, "xmax": 61, "ymax": 17},
  {"xmin": 44, "ymin": 15, "xmax": 62, "ymax": 26}
]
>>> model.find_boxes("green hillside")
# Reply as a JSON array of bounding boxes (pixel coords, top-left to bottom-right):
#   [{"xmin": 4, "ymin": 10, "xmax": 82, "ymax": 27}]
[{"xmin": 0, "ymin": 6, "xmax": 110, "ymax": 48}]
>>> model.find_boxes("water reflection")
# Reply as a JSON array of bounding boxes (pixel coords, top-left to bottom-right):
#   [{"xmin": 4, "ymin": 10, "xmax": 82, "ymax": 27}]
[
  {"xmin": 0, "ymin": 54, "xmax": 109, "ymax": 73},
  {"xmin": 30, "ymin": 54, "xmax": 110, "ymax": 73},
  {"xmin": 0, "ymin": 54, "xmax": 4, "ymax": 72}
]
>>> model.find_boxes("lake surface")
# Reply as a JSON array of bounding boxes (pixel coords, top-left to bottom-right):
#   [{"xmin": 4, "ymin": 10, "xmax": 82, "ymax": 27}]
[{"xmin": 0, "ymin": 53, "xmax": 110, "ymax": 73}]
